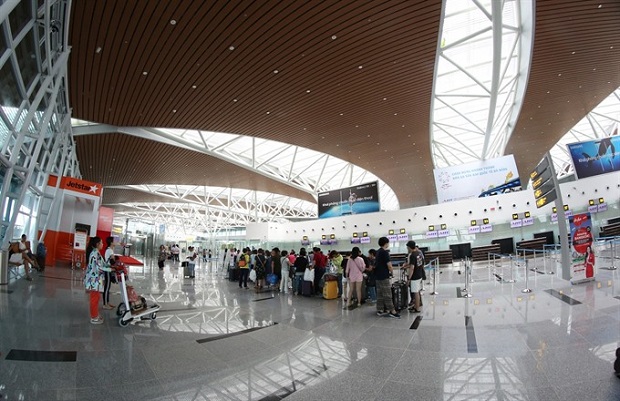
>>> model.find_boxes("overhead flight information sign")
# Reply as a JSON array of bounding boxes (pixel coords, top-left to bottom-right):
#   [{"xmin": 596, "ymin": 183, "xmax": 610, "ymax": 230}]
[{"xmin": 531, "ymin": 155, "xmax": 557, "ymax": 208}]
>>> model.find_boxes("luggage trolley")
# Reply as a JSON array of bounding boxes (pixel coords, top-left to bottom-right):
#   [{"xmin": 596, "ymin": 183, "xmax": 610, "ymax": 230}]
[{"xmin": 116, "ymin": 272, "xmax": 160, "ymax": 327}]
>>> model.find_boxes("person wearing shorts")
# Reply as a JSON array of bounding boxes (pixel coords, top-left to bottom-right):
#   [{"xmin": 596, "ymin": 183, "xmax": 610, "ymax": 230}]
[{"xmin": 405, "ymin": 240, "xmax": 424, "ymax": 313}]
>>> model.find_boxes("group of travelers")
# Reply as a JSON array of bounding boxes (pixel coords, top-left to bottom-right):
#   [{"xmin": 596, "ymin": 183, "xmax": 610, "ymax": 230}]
[
  {"xmin": 226, "ymin": 237, "xmax": 426, "ymax": 320},
  {"xmin": 81, "ymin": 235, "xmax": 425, "ymax": 324}
]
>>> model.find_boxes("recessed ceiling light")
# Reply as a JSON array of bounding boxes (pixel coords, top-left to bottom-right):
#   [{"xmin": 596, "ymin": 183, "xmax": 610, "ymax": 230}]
[
  {"xmin": 266, "ymin": 111, "xmax": 270, "ymax": 114},
  {"xmin": 571, "ymin": 51, "xmax": 575, "ymax": 54},
  {"xmin": 546, "ymin": 91, "xmax": 550, "ymax": 93},
  {"xmin": 306, "ymin": 90, "xmax": 311, "ymax": 93},
  {"xmin": 273, "ymin": 70, "xmax": 279, "ymax": 74},
  {"xmin": 339, "ymin": 113, "xmax": 343, "ymax": 116},
  {"xmin": 95, "ymin": 47, "xmax": 102, "ymax": 53},
  {"xmin": 331, "ymin": 35, "xmax": 337, "ymax": 40},
  {"xmin": 383, "ymin": 98, "xmax": 387, "ymax": 101},
  {"xmin": 229, "ymin": 45, "xmax": 235, "ymax": 51},
  {"xmin": 358, "ymin": 65, "xmax": 363, "ymax": 69},
  {"xmin": 170, "ymin": 19, "xmax": 177, "ymax": 25},
  {"xmin": 598, "ymin": 4, "xmax": 602, "ymax": 8},
  {"xmin": 558, "ymin": 73, "xmax": 561, "ymax": 76},
  {"xmin": 233, "ymin": 99, "xmax": 238, "ymax": 102},
  {"xmin": 192, "ymin": 85, "xmax": 196, "ymax": 89},
  {"xmin": 394, "ymin": 113, "xmax": 398, "ymax": 116},
  {"xmin": 142, "ymin": 71, "xmax": 148, "ymax": 75},
  {"xmin": 172, "ymin": 109, "xmax": 176, "ymax": 113}
]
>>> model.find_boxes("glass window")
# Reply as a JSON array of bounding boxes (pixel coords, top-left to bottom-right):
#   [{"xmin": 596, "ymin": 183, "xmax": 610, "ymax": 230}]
[
  {"xmin": 8, "ymin": 0, "xmax": 32, "ymax": 38},
  {"xmin": 15, "ymin": 30, "xmax": 38, "ymax": 91},
  {"xmin": 0, "ymin": 61, "xmax": 22, "ymax": 107}
]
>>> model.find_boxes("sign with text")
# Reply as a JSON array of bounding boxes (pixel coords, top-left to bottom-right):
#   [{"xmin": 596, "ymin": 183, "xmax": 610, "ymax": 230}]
[
  {"xmin": 567, "ymin": 135, "xmax": 620, "ymax": 179},
  {"xmin": 531, "ymin": 155, "xmax": 557, "ymax": 208},
  {"xmin": 480, "ymin": 224, "xmax": 493, "ymax": 233},
  {"xmin": 434, "ymin": 155, "xmax": 521, "ymax": 203},
  {"xmin": 437, "ymin": 229, "xmax": 450, "ymax": 238},
  {"xmin": 318, "ymin": 181, "xmax": 380, "ymax": 218},
  {"xmin": 468, "ymin": 226, "xmax": 481, "ymax": 234},
  {"xmin": 397, "ymin": 233, "xmax": 409, "ymax": 241},
  {"xmin": 569, "ymin": 213, "xmax": 595, "ymax": 283}
]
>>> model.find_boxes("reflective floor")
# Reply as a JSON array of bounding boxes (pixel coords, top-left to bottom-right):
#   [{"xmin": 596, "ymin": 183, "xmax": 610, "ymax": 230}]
[{"xmin": 0, "ymin": 257, "xmax": 619, "ymax": 400}]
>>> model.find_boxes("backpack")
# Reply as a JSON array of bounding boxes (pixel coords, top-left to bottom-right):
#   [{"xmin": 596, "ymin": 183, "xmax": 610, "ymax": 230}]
[{"xmin": 37, "ymin": 242, "xmax": 47, "ymax": 257}]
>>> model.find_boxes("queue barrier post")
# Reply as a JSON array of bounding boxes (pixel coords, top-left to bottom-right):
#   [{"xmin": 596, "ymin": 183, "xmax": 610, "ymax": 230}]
[{"xmin": 430, "ymin": 257, "xmax": 439, "ymax": 296}]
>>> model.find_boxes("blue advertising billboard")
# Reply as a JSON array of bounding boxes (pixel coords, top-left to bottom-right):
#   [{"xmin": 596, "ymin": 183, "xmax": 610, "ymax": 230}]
[
  {"xmin": 567, "ymin": 135, "xmax": 620, "ymax": 179},
  {"xmin": 317, "ymin": 181, "xmax": 380, "ymax": 219}
]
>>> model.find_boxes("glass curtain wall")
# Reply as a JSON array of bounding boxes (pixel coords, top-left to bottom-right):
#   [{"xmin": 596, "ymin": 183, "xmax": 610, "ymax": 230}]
[{"xmin": 0, "ymin": 0, "xmax": 79, "ymax": 245}]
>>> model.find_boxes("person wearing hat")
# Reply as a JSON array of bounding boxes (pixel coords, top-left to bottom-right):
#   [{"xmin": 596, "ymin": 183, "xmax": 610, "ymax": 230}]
[{"xmin": 404, "ymin": 240, "xmax": 424, "ymax": 313}]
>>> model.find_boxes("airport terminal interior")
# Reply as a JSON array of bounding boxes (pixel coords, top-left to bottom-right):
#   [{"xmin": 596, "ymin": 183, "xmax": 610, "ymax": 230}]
[{"xmin": 0, "ymin": 1, "xmax": 620, "ymax": 400}]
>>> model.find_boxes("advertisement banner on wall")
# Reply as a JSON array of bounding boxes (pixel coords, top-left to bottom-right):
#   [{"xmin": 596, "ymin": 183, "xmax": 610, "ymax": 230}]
[
  {"xmin": 569, "ymin": 212, "xmax": 596, "ymax": 284},
  {"xmin": 567, "ymin": 134, "xmax": 620, "ymax": 179},
  {"xmin": 317, "ymin": 181, "xmax": 380, "ymax": 219},
  {"xmin": 433, "ymin": 155, "xmax": 522, "ymax": 203}
]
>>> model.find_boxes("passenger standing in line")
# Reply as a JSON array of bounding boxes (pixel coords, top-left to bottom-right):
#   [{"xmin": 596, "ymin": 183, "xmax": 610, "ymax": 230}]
[
  {"xmin": 312, "ymin": 247, "xmax": 327, "ymax": 295},
  {"xmin": 404, "ymin": 241, "xmax": 424, "ymax": 312},
  {"xmin": 84, "ymin": 237, "xmax": 113, "ymax": 324},
  {"xmin": 280, "ymin": 250, "xmax": 291, "ymax": 294},
  {"xmin": 374, "ymin": 237, "xmax": 400, "ymax": 319},
  {"xmin": 293, "ymin": 248, "xmax": 308, "ymax": 295},
  {"xmin": 271, "ymin": 247, "xmax": 282, "ymax": 289},
  {"xmin": 254, "ymin": 248, "xmax": 267, "ymax": 290},
  {"xmin": 345, "ymin": 247, "xmax": 366, "ymax": 308},
  {"xmin": 329, "ymin": 250, "xmax": 344, "ymax": 298},
  {"xmin": 238, "ymin": 248, "xmax": 250, "ymax": 289},
  {"xmin": 250, "ymin": 249, "xmax": 257, "ymax": 271},
  {"xmin": 102, "ymin": 236, "xmax": 116, "ymax": 310},
  {"xmin": 366, "ymin": 249, "xmax": 377, "ymax": 303}
]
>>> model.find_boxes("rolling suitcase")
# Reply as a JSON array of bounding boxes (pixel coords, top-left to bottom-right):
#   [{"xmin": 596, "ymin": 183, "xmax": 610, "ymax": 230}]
[
  {"xmin": 302, "ymin": 280, "xmax": 313, "ymax": 296},
  {"xmin": 182, "ymin": 261, "xmax": 195, "ymax": 278},
  {"xmin": 228, "ymin": 267, "xmax": 239, "ymax": 282},
  {"xmin": 323, "ymin": 280, "xmax": 338, "ymax": 299},
  {"xmin": 391, "ymin": 269, "xmax": 408, "ymax": 311}
]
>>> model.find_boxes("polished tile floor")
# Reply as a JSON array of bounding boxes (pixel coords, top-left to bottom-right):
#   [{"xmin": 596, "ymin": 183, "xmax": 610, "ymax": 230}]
[{"xmin": 0, "ymin": 255, "xmax": 619, "ymax": 401}]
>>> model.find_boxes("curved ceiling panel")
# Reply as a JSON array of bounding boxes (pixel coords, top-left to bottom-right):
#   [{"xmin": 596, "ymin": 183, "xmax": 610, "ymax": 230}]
[
  {"xmin": 74, "ymin": 132, "xmax": 315, "ymax": 203},
  {"xmin": 69, "ymin": 0, "xmax": 444, "ymax": 208}
]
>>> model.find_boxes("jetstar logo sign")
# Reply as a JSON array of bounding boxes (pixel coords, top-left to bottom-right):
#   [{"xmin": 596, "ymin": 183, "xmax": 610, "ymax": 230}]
[{"xmin": 60, "ymin": 176, "xmax": 102, "ymax": 197}]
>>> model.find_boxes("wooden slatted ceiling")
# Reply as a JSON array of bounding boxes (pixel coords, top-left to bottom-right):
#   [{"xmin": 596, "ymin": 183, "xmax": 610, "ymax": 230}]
[
  {"xmin": 69, "ymin": 0, "xmax": 442, "ymax": 208},
  {"xmin": 74, "ymin": 132, "xmax": 315, "ymax": 203},
  {"xmin": 70, "ymin": 0, "xmax": 620, "ymax": 211},
  {"xmin": 507, "ymin": 0, "xmax": 620, "ymax": 179}
]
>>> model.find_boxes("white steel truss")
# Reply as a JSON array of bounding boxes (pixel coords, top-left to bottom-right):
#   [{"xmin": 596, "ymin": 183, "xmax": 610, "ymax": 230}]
[
  {"xmin": 0, "ymin": 0, "xmax": 79, "ymax": 245},
  {"xmin": 109, "ymin": 184, "xmax": 317, "ymax": 235},
  {"xmin": 548, "ymin": 87, "xmax": 620, "ymax": 179},
  {"xmin": 430, "ymin": 0, "xmax": 534, "ymax": 168},
  {"xmin": 72, "ymin": 124, "xmax": 400, "ymax": 211}
]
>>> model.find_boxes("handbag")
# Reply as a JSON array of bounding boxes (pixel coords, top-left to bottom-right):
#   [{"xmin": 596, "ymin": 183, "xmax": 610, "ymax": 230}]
[
  {"xmin": 249, "ymin": 269, "xmax": 257, "ymax": 282},
  {"xmin": 303, "ymin": 268, "xmax": 315, "ymax": 282}
]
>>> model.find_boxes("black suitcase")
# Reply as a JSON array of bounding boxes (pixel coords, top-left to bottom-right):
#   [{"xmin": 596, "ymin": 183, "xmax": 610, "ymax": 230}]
[
  {"xmin": 302, "ymin": 280, "xmax": 313, "ymax": 296},
  {"xmin": 391, "ymin": 269, "xmax": 408, "ymax": 311},
  {"xmin": 228, "ymin": 267, "xmax": 239, "ymax": 282}
]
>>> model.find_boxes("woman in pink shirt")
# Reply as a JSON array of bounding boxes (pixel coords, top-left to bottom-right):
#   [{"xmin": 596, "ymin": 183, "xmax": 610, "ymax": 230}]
[{"xmin": 346, "ymin": 247, "xmax": 366, "ymax": 308}]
